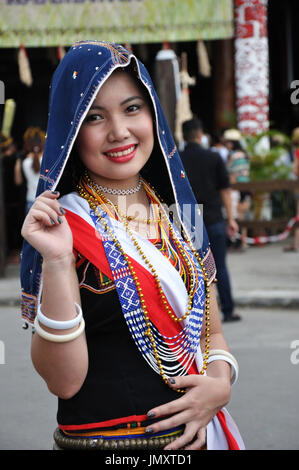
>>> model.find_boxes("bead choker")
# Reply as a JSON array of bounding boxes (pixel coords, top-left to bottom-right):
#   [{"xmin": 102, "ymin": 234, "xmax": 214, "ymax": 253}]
[{"xmin": 87, "ymin": 172, "xmax": 142, "ymax": 196}]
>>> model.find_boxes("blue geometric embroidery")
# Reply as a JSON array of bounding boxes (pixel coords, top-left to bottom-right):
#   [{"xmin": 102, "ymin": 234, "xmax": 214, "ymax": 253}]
[{"xmin": 89, "ymin": 206, "xmax": 206, "ymax": 376}]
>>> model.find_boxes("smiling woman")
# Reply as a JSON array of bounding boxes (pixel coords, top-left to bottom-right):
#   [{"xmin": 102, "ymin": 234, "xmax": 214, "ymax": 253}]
[
  {"xmin": 76, "ymin": 70, "xmax": 154, "ymax": 189},
  {"xmin": 20, "ymin": 41, "xmax": 244, "ymax": 451}
]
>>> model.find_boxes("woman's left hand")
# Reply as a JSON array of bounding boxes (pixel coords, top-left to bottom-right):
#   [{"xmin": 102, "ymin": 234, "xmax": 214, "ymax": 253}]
[{"xmin": 146, "ymin": 374, "xmax": 231, "ymax": 450}]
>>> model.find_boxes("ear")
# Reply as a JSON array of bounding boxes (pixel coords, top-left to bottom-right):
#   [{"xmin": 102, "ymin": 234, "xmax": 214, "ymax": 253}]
[{"xmin": 195, "ymin": 129, "xmax": 203, "ymax": 142}]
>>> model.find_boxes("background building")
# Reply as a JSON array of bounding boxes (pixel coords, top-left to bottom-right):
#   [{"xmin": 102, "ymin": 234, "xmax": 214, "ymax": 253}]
[{"xmin": 0, "ymin": 0, "xmax": 298, "ymax": 147}]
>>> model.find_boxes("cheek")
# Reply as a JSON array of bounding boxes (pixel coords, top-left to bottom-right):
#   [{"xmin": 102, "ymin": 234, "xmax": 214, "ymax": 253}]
[
  {"xmin": 76, "ymin": 128, "xmax": 100, "ymax": 156},
  {"xmin": 76, "ymin": 129, "xmax": 88, "ymax": 155},
  {"xmin": 140, "ymin": 117, "xmax": 154, "ymax": 149}
]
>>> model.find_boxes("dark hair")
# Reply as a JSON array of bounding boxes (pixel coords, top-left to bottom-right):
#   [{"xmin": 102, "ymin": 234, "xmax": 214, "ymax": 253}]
[
  {"xmin": 0, "ymin": 133, "xmax": 13, "ymax": 152},
  {"xmin": 56, "ymin": 148, "xmax": 84, "ymax": 196},
  {"xmin": 31, "ymin": 154, "xmax": 41, "ymax": 173},
  {"xmin": 182, "ymin": 118, "xmax": 203, "ymax": 142},
  {"xmin": 230, "ymin": 141, "xmax": 243, "ymax": 152}
]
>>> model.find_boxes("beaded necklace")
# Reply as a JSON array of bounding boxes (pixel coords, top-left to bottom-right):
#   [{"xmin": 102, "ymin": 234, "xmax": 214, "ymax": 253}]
[
  {"xmin": 92, "ymin": 175, "xmax": 142, "ymax": 196},
  {"xmin": 77, "ymin": 174, "xmax": 211, "ymax": 391},
  {"xmin": 83, "ymin": 172, "xmax": 197, "ymax": 322}
]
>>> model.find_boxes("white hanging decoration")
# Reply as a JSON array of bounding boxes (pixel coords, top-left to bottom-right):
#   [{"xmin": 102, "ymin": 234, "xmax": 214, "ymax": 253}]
[
  {"xmin": 175, "ymin": 52, "xmax": 196, "ymax": 145},
  {"xmin": 1, "ymin": 99, "xmax": 16, "ymax": 137},
  {"xmin": 197, "ymin": 40, "xmax": 211, "ymax": 77},
  {"xmin": 18, "ymin": 44, "xmax": 33, "ymax": 87}
]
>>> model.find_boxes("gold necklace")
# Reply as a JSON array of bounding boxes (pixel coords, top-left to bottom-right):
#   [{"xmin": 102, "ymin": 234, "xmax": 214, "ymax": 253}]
[
  {"xmin": 77, "ymin": 176, "xmax": 211, "ymax": 388},
  {"xmin": 124, "ymin": 214, "xmax": 160, "ymax": 225},
  {"xmin": 85, "ymin": 172, "xmax": 196, "ymax": 323}
]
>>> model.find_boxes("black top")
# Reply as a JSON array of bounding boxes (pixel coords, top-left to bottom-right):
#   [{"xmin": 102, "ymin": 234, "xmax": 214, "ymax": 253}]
[
  {"xmin": 2, "ymin": 152, "xmax": 22, "ymax": 205},
  {"xmin": 57, "ymin": 255, "xmax": 180, "ymax": 431},
  {"xmin": 180, "ymin": 142, "xmax": 230, "ymax": 227}
]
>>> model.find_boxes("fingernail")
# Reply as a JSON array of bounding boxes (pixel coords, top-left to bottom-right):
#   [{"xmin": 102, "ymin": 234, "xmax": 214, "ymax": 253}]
[
  {"xmin": 147, "ymin": 411, "xmax": 155, "ymax": 418},
  {"xmin": 59, "ymin": 207, "xmax": 66, "ymax": 215},
  {"xmin": 146, "ymin": 427, "xmax": 153, "ymax": 434},
  {"xmin": 50, "ymin": 217, "xmax": 55, "ymax": 225},
  {"xmin": 57, "ymin": 216, "xmax": 62, "ymax": 224},
  {"xmin": 51, "ymin": 190, "xmax": 59, "ymax": 195},
  {"xmin": 168, "ymin": 378, "xmax": 176, "ymax": 384}
]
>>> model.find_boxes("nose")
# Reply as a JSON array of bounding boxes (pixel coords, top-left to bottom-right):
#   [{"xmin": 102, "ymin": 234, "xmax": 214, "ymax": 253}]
[{"xmin": 107, "ymin": 115, "xmax": 130, "ymax": 143}]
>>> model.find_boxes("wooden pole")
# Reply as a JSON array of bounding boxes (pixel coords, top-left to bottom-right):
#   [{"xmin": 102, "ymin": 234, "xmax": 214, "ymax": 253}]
[
  {"xmin": 213, "ymin": 38, "xmax": 236, "ymax": 131},
  {"xmin": 0, "ymin": 156, "xmax": 6, "ymax": 277}
]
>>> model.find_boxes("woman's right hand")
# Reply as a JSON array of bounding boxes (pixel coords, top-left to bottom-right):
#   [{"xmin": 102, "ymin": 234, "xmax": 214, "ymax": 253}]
[{"xmin": 21, "ymin": 190, "xmax": 73, "ymax": 261}]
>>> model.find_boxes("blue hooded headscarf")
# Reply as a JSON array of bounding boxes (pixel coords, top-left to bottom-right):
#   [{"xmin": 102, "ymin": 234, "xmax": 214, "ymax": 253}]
[{"xmin": 20, "ymin": 41, "xmax": 214, "ymax": 325}]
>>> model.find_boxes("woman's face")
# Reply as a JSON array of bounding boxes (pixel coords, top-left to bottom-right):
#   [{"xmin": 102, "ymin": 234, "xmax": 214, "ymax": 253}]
[{"xmin": 76, "ymin": 70, "xmax": 154, "ymax": 187}]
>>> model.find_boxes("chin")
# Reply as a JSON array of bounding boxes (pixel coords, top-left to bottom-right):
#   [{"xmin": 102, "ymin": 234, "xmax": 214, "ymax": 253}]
[{"xmin": 92, "ymin": 160, "xmax": 147, "ymax": 183}]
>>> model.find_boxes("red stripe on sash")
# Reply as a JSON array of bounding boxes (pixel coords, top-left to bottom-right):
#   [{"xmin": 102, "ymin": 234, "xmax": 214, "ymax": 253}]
[
  {"xmin": 216, "ymin": 410, "xmax": 240, "ymax": 450},
  {"xmin": 66, "ymin": 209, "xmax": 198, "ymax": 376},
  {"xmin": 65, "ymin": 210, "xmax": 113, "ymax": 279}
]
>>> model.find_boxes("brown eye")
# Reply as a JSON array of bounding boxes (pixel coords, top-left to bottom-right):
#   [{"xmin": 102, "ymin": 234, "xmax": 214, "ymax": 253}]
[
  {"xmin": 85, "ymin": 113, "xmax": 103, "ymax": 123},
  {"xmin": 126, "ymin": 104, "xmax": 140, "ymax": 113}
]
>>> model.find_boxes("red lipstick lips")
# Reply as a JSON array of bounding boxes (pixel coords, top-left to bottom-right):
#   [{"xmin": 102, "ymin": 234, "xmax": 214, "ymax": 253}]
[{"xmin": 104, "ymin": 144, "xmax": 138, "ymax": 163}]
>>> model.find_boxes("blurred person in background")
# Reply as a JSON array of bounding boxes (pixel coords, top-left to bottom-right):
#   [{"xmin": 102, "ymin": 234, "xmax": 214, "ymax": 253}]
[
  {"xmin": 15, "ymin": 127, "xmax": 45, "ymax": 215},
  {"xmin": 0, "ymin": 132, "xmax": 25, "ymax": 263},
  {"xmin": 180, "ymin": 118, "xmax": 241, "ymax": 323},
  {"xmin": 227, "ymin": 150, "xmax": 251, "ymax": 252},
  {"xmin": 210, "ymin": 133, "xmax": 229, "ymax": 163},
  {"xmin": 224, "ymin": 129, "xmax": 251, "ymax": 252}
]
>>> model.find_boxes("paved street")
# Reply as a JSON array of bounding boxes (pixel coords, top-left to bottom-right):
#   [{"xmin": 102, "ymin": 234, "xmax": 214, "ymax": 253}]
[
  {"xmin": 0, "ymin": 304, "xmax": 298, "ymax": 450},
  {"xmin": 223, "ymin": 307, "xmax": 299, "ymax": 450},
  {"xmin": 0, "ymin": 240, "xmax": 298, "ymax": 450},
  {"xmin": 0, "ymin": 305, "xmax": 57, "ymax": 450}
]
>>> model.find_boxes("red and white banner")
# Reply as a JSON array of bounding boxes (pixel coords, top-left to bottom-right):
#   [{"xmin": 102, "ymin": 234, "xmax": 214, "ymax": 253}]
[
  {"xmin": 234, "ymin": 0, "xmax": 269, "ymax": 135},
  {"xmin": 236, "ymin": 215, "xmax": 299, "ymax": 245}
]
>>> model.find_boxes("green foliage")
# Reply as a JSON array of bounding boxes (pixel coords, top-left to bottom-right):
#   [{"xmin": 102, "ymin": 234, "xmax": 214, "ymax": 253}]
[{"xmin": 242, "ymin": 130, "xmax": 293, "ymax": 181}]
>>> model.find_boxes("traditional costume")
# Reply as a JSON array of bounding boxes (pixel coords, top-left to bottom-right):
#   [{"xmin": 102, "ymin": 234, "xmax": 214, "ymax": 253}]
[{"xmin": 20, "ymin": 41, "xmax": 244, "ymax": 450}]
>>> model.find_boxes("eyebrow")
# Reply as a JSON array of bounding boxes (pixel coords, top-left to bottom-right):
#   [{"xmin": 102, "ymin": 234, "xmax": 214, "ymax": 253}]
[{"xmin": 89, "ymin": 95, "xmax": 145, "ymax": 110}]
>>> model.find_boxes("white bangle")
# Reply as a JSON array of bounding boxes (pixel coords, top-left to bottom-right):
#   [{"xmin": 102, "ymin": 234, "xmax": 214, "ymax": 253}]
[
  {"xmin": 207, "ymin": 349, "xmax": 239, "ymax": 385},
  {"xmin": 37, "ymin": 302, "xmax": 82, "ymax": 330},
  {"xmin": 34, "ymin": 316, "xmax": 85, "ymax": 343}
]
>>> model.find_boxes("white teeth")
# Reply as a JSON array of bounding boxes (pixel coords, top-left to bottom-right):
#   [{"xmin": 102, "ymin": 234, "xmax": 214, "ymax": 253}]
[{"xmin": 106, "ymin": 145, "xmax": 135, "ymax": 158}]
